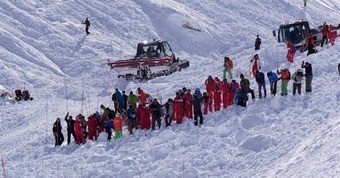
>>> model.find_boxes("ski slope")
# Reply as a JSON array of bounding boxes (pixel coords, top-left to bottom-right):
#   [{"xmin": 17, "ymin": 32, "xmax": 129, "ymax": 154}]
[{"xmin": 0, "ymin": 0, "xmax": 340, "ymax": 177}]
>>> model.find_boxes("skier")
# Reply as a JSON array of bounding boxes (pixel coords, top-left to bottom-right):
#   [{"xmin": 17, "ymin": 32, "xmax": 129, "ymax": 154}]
[
  {"xmin": 113, "ymin": 114, "xmax": 125, "ymax": 140},
  {"xmin": 255, "ymin": 70, "xmax": 267, "ymax": 99},
  {"xmin": 136, "ymin": 104, "xmax": 151, "ymax": 130},
  {"xmin": 287, "ymin": 41, "xmax": 296, "ymax": 63},
  {"xmin": 305, "ymin": 34, "xmax": 316, "ymax": 56},
  {"xmin": 163, "ymin": 99, "xmax": 174, "ymax": 127},
  {"xmin": 250, "ymin": 54, "xmax": 261, "ymax": 77},
  {"xmin": 301, "ymin": 61, "xmax": 313, "ymax": 92},
  {"xmin": 149, "ymin": 99, "xmax": 163, "ymax": 130},
  {"xmin": 292, "ymin": 69, "xmax": 304, "ymax": 95},
  {"xmin": 321, "ymin": 23, "xmax": 329, "ymax": 47},
  {"xmin": 126, "ymin": 105, "xmax": 137, "ymax": 134},
  {"xmin": 234, "ymin": 89, "xmax": 248, "ymax": 107},
  {"xmin": 82, "ymin": 17, "xmax": 90, "ymax": 35},
  {"xmin": 104, "ymin": 118, "xmax": 114, "ymax": 140},
  {"xmin": 240, "ymin": 74, "xmax": 255, "ymax": 100},
  {"xmin": 52, "ymin": 118, "xmax": 64, "ymax": 146},
  {"xmin": 127, "ymin": 91, "xmax": 138, "ymax": 108},
  {"xmin": 64, "ymin": 112, "xmax": 76, "ymax": 145},
  {"xmin": 255, "ymin": 35, "xmax": 262, "ymax": 50},
  {"xmin": 87, "ymin": 114, "xmax": 98, "ymax": 141},
  {"xmin": 192, "ymin": 88, "xmax": 203, "ymax": 126},
  {"xmin": 267, "ymin": 71, "xmax": 278, "ymax": 96},
  {"xmin": 173, "ymin": 92, "xmax": 184, "ymax": 124},
  {"xmin": 183, "ymin": 89, "xmax": 193, "ymax": 119},
  {"xmin": 277, "ymin": 68, "xmax": 291, "ymax": 96},
  {"xmin": 223, "ymin": 57, "xmax": 233, "ymax": 79}
]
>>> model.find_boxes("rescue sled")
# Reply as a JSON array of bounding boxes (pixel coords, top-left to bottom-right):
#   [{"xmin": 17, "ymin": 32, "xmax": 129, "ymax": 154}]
[{"xmin": 107, "ymin": 40, "xmax": 189, "ymax": 80}]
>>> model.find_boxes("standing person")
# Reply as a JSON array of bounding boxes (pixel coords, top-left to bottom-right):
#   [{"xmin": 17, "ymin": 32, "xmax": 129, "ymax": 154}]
[
  {"xmin": 52, "ymin": 118, "xmax": 64, "ymax": 146},
  {"xmin": 287, "ymin": 41, "xmax": 296, "ymax": 63},
  {"xmin": 328, "ymin": 25, "xmax": 337, "ymax": 46},
  {"xmin": 104, "ymin": 118, "xmax": 114, "ymax": 140},
  {"xmin": 220, "ymin": 79, "xmax": 229, "ymax": 109},
  {"xmin": 213, "ymin": 85, "xmax": 222, "ymax": 111},
  {"xmin": 163, "ymin": 99, "xmax": 174, "ymax": 127},
  {"xmin": 183, "ymin": 89, "xmax": 193, "ymax": 119},
  {"xmin": 303, "ymin": 0, "xmax": 307, "ymax": 7},
  {"xmin": 223, "ymin": 57, "xmax": 234, "ymax": 79},
  {"xmin": 292, "ymin": 69, "xmax": 304, "ymax": 95},
  {"xmin": 338, "ymin": 63, "xmax": 340, "ymax": 76},
  {"xmin": 64, "ymin": 112, "xmax": 76, "ymax": 145},
  {"xmin": 113, "ymin": 115, "xmax": 124, "ymax": 140},
  {"xmin": 240, "ymin": 74, "xmax": 255, "ymax": 100},
  {"xmin": 74, "ymin": 115, "xmax": 86, "ymax": 144},
  {"xmin": 301, "ymin": 61, "xmax": 313, "ymax": 92},
  {"xmin": 112, "ymin": 88, "xmax": 125, "ymax": 114},
  {"xmin": 250, "ymin": 54, "xmax": 261, "ymax": 77},
  {"xmin": 149, "ymin": 99, "xmax": 163, "ymax": 130},
  {"xmin": 192, "ymin": 88, "xmax": 203, "ymax": 126},
  {"xmin": 204, "ymin": 76, "xmax": 215, "ymax": 113},
  {"xmin": 305, "ymin": 34, "xmax": 316, "ymax": 56},
  {"xmin": 127, "ymin": 91, "xmax": 138, "ymax": 108},
  {"xmin": 321, "ymin": 23, "xmax": 329, "ymax": 47},
  {"xmin": 202, "ymin": 92, "xmax": 209, "ymax": 115},
  {"xmin": 255, "ymin": 35, "xmax": 262, "ymax": 50},
  {"xmin": 82, "ymin": 17, "xmax": 90, "ymax": 35},
  {"xmin": 277, "ymin": 68, "xmax": 291, "ymax": 96},
  {"xmin": 255, "ymin": 70, "xmax": 267, "ymax": 99},
  {"xmin": 230, "ymin": 79, "xmax": 240, "ymax": 105},
  {"xmin": 267, "ymin": 71, "xmax": 278, "ymax": 96},
  {"xmin": 122, "ymin": 91, "xmax": 128, "ymax": 111},
  {"xmin": 137, "ymin": 87, "xmax": 147, "ymax": 105},
  {"xmin": 136, "ymin": 104, "xmax": 150, "ymax": 130},
  {"xmin": 234, "ymin": 89, "xmax": 248, "ymax": 107},
  {"xmin": 126, "ymin": 105, "xmax": 137, "ymax": 134},
  {"xmin": 87, "ymin": 114, "xmax": 98, "ymax": 141},
  {"xmin": 173, "ymin": 92, "xmax": 184, "ymax": 124}
]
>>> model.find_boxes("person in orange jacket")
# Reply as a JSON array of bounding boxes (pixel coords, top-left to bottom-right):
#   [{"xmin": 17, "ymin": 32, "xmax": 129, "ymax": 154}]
[
  {"xmin": 173, "ymin": 92, "xmax": 184, "ymax": 124},
  {"xmin": 113, "ymin": 115, "xmax": 125, "ymax": 140},
  {"xmin": 287, "ymin": 41, "xmax": 296, "ymax": 63},
  {"xmin": 305, "ymin": 34, "xmax": 317, "ymax": 56},
  {"xmin": 183, "ymin": 89, "xmax": 193, "ymax": 119},
  {"xmin": 214, "ymin": 84, "xmax": 222, "ymax": 111},
  {"xmin": 277, "ymin": 68, "xmax": 291, "ymax": 96}
]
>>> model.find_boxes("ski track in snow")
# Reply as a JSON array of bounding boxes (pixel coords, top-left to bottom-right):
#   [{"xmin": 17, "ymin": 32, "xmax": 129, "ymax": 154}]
[{"xmin": 0, "ymin": 0, "xmax": 340, "ymax": 177}]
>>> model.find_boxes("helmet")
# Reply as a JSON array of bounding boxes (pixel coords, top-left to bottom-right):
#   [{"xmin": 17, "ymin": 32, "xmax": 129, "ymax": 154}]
[{"xmin": 195, "ymin": 88, "xmax": 200, "ymax": 92}]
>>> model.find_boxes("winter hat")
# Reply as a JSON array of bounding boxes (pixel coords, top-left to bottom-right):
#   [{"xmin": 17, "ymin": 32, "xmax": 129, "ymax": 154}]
[{"xmin": 240, "ymin": 74, "xmax": 244, "ymax": 78}]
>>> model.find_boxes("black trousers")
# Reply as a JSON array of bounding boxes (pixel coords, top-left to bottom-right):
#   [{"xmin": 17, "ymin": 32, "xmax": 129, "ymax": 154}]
[
  {"xmin": 67, "ymin": 129, "xmax": 76, "ymax": 145},
  {"xmin": 152, "ymin": 115, "xmax": 161, "ymax": 130},
  {"xmin": 194, "ymin": 111, "xmax": 203, "ymax": 126},
  {"xmin": 105, "ymin": 127, "xmax": 112, "ymax": 140},
  {"xmin": 293, "ymin": 83, "xmax": 302, "ymax": 95},
  {"xmin": 55, "ymin": 133, "xmax": 64, "ymax": 146},
  {"xmin": 270, "ymin": 81, "xmax": 277, "ymax": 96},
  {"xmin": 164, "ymin": 114, "xmax": 173, "ymax": 126}
]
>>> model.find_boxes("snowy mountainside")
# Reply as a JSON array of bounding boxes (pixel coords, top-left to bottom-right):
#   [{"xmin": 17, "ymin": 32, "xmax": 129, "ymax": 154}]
[{"xmin": 0, "ymin": 0, "xmax": 340, "ymax": 177}]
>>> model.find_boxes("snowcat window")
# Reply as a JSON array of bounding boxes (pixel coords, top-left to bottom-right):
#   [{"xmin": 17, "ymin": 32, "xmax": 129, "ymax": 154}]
[{"xmin": 163, "ymin": 42, "xmax": 173, "ymax": 57}]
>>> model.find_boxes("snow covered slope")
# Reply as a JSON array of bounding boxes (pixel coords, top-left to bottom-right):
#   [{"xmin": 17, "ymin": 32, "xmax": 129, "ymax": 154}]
[{"xmin": 0, "ymin": 0, "xmax": 339, "ymax": 177}]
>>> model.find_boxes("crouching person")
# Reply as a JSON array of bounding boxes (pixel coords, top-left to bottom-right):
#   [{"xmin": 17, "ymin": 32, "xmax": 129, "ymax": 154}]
[{"xmin": 234, "ymin": 89, "xmax": 249, "ymax": 107}]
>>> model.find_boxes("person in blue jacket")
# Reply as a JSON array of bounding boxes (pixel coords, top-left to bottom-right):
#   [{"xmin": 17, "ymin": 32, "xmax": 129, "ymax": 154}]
[
  {"xmin": 234, "ymin": 88, "xmax": 248, "ymax": 107},
  {"xmin": 104, "ymin": 118, "xmax": 114, "ymax": 141},
  {"xmin": 267, "ymin": 71, "xmax": 278, "ymax": 96}
]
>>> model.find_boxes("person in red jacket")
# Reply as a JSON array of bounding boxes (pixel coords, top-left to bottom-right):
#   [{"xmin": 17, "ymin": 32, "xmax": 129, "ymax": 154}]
[
  {"xmin": 202, "ymin": 92, "xmax": 209, "ymax": 115},
  {"xmin": 87, "ymin": 114, "xmax": 98, "ymax": 141},
  {"xmin": 136, "ymin": 104, "xmax": 151, "ymax": 130},
  {"xmin": 205, "ymin": 76, "xmax": 214, "ymax": 113},
  {"xmin": 287, "ymin": 41, "xmax": 296, "ymax": 63},
  {"xmin": 250, "ymin": 54, "xmax": 261, "ymax": 77},
  {"xmin": 173, "ymin": 92, "xmax": 184, "ymax": 124},
  {"xmin": 183, "ymin": 89, "xmax": 193, "ymax": 119},
  {"xmin": 137, "ymin": 87, "xmax": 147, "ymax": 105},
  {"xmin": 321, "ymin": 23, "xmax": 330, "ymax": 47},
  {"xmin": 74, "ymin": 115, "xmax": 86, "ymax": 144},
  {"xmin": 329, "ymin": 25, "xmax": 337, "ymax": 46}
]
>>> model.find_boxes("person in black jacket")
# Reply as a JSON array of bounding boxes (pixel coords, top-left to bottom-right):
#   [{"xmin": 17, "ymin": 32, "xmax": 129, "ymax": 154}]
[
  {"xmin": 301, "ymin": 61, "xmax": 313, "ymax": 92},
  {"xmin": 149, "ymin": 99, "xmax": 162, "ymax": 130},
  {"xmin": 53, "ymin": 118, "xmax": 64, "ymax": 146},
  {"xmin": 255, "ymin": 35, "xmax": 261, "ymax": 50},
  {"xmin": 192, "ymin": 88, "xmax": 204, "ymax": 126},
  {"xmin": 82, "ymin": 17, "xmax": 90, "ymax": 35},
  {"xmin": 64, "ymin": 112, "xmax": 76, "ymax": 145},
  {"xmin": 255, "ymin": 70, "xmax": 267, "ymax": 98}
]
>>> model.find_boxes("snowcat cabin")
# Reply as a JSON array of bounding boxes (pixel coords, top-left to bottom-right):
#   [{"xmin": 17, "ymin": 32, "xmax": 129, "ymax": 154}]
[
  {"xmin": 134, "ymin": 41, "xmax": 175, "ymax": 60},
  {"xmin": 277, "ymin": 21, "xmax": 310, "ymax": 45}
]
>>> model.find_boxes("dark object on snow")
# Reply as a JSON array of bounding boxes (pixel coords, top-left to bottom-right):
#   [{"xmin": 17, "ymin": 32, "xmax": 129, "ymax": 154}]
[{"xmin": 82, "ymin": 17, "xmax": 90, "ymax": 35}]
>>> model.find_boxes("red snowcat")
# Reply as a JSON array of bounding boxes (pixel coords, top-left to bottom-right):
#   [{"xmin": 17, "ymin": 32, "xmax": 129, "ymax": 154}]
[{"xmin": 107, "ymin": 40, "xmax": 189, "ymax": 80}]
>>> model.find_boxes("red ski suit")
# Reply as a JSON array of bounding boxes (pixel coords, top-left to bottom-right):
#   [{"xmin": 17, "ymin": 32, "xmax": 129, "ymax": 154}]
[
  {"xmin": 137, "ymin": 89, "xmax": 147, "ymax": 105},
  {"xmin": 87, "ymin": 115, "xmax": 97, "ymax": 141},
  {"xmin": 205, "ymin": 78, "xmax": 215, "ymax": 113},
  {"xmin": 74, "ymin": 120, "xmax": 85, "ymax": 144},
  {"xmin": 287, "ymin": 42, "xmax": 295, "ymax": 63},
  {"xmin": 183, "ymin": 92, "xmax": 193, "ymax": 119},
  {"xmin": 136, "ymin": 105, "xmax": 151, "ymax": 130},
  {"xmin": 174, "ymin": 95, "xmax": 184, "ymax": 124},
  {"xmin": 220, "ymin": 81, "xmax": 229, "ymax": 109}
]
